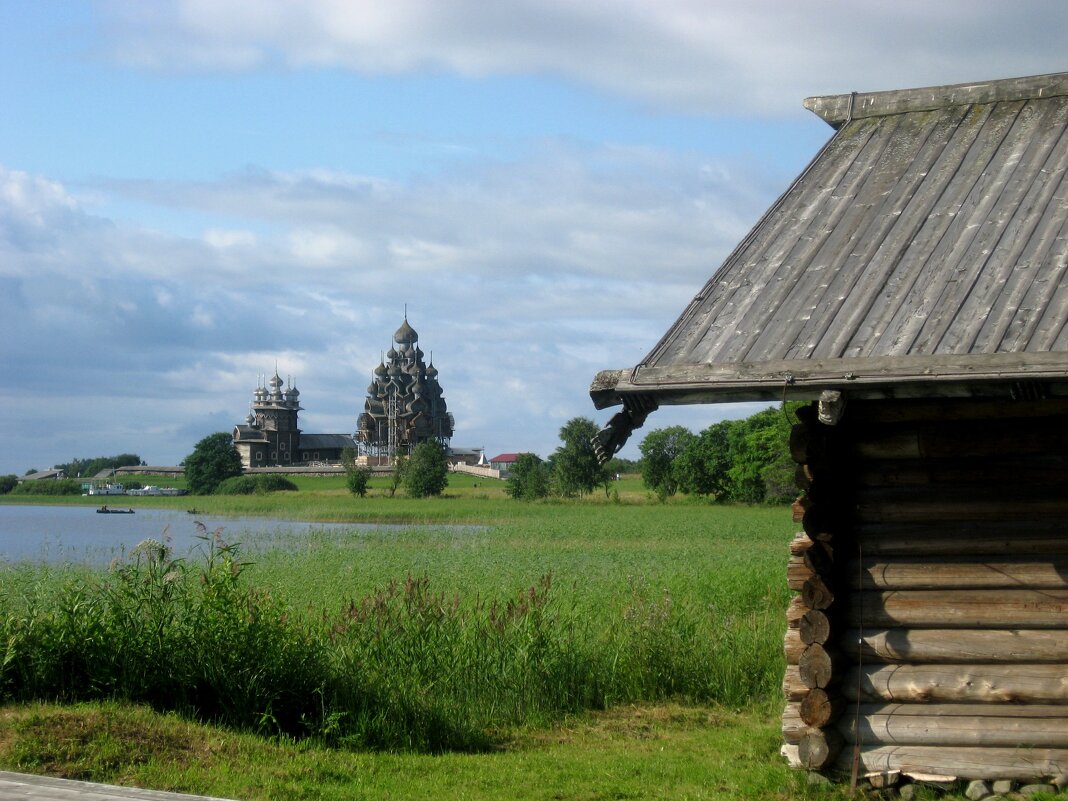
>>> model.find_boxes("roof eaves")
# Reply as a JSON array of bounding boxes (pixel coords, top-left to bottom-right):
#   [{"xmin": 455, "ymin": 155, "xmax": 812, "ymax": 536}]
[{"xmin": 591, "ymin": 352, "xmax": 1068, "ymax": 409}]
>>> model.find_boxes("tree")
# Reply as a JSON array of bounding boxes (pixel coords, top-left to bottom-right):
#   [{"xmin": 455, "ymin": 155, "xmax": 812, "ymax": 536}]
[
  {"xmin": 638, "ymin": 426, "xmax": 695, "ymax": 499},
  {"xmin": 388, "ymin": 454, "xmax": 407, "ymax": 497},
  {"xmin": 506, "ymin": 453, "xmax": 551, "ymax": 500},
  {"xmin": 0, "ymin": 475, "xmax": 17, "ymax": 494},
  {"xmin": 675, "ymin": 421, "xmax": 734, "ymax": 499},
  {"xmin": 551, "ymin": 417, "xmax": 608, "ymax": 497},
  {"xmin": 341, "ymin": 447, "xmax": 370, "ymax": 497},
  {"xmin": 726, "ymin": 408, "xmax": 795, "ymax": 504},
  {"xmin": 404, "ymin": 440, "xmax": 449, "ymax": 498},
  {"xmin": 184, "ymin": 433, "xmax": 243, "ymax": 495}
]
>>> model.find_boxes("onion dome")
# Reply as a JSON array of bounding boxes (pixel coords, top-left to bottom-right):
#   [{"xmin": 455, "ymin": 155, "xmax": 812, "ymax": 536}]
[
  {"xmin": 426, "ymin": 363, "xmax": 438, "ymax": 378},
  {"xmin": 388, "ymin": 362, "xmax": 401, "ymax": 376},
  {"xmin": 254, "ymin": 385, "xmax": 267, "ymax": 401},
  {"xmin": 246, "ymin": 411, "xmax": 256, "ymax": 426},
  {"xmin": 367, "ymin": 380, "xmax": 378, "ymax": 395},
  {"xmin": 374, "ymin": 362, "xmax": 387, "ymax": 377},
  {"xmin": 386, "ymin": 347, "xmax": 398, "ymax": 360},
  {"xmin": 394, "ymin": 318, "xmax": 418, "ymax": 345}
]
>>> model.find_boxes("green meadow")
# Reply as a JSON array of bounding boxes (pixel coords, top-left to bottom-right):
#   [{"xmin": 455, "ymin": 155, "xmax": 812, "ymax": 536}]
[{"xmin": 0, "ymin": 474, "xmax": 859, "ymax": 800}]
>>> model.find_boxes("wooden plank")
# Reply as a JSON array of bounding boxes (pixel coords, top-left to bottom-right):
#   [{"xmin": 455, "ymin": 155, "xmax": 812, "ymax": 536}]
[
  {"xmin": 793, "ymin": 108, "xmax": 970, "ymax": 361},
  {"xmin": 838, "ymin": 703, "xmax": 1068, "ymax": 748},
  {"xmin": 643, "ymin": 121, "xmax": 880, "ymax": 369},
  {"xmin": 848, "ymin": 102, "xmax": 1014, "ymax": 359},
  {"xmin": 846, "ymin": 589, "xmax": 1068, "ymax": 629},
  {"xmin": 908, "ymin": 99, "xmax": 1058, "ymax": 355},
  {"xmin": 745, "ymin": 110, "xmax": 929, "ymax": 362},
  {"xmin": 596, "ymin": 352, "xmax": 1068, "ymax": 403},
  {"xmin": 854, "ymin": 456, "xmax": 1068, "ymax": 490},
  {"xmin": 841, "ymin": 397, "xmax": 1068, "ymax": 424},
  {"xmin": 846, "ymin": 557, "xmax": 1068, "ymax": 591},
  {"xmin": 842, "ymin": 663, "xmax": 1068, "ymax": 704},
  {"xmin": 854, "ymin": 521, "xmax": 1068, "ymax": 557},
  {"xmin": 854, "ymin": 492, "xmax": 1068, "ymax": 524},
  {"xmin": 1027, "ymin": 206, "xmax": 1068, "ymax": 352},
  {"xmin": 804, "ymin": 74, "xmax": 1068, "ymax": 127},
  {"xmin": 947, "ymin": 100, "xmax": 1068, "ymax": 354},
  {"xmin": 843, "ymin": 628, "xmax": 1068, "ymax": 663},
  {"xmin": 850, "ymin": 416, "xmax": 1068, "ymax": 460},
  {"xmin": 716, "ymin": 116, "xmax": 903, "ymax": 365},
  {"xmin": 834, "ymin": 744, "xmax": 1068, "ymax": 781}
]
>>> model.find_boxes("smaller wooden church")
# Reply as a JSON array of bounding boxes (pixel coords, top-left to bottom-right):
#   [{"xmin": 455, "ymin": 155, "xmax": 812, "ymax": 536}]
[{"xmin": 590, "ymin": 72, "xmax": 1068, "ymax": 784}]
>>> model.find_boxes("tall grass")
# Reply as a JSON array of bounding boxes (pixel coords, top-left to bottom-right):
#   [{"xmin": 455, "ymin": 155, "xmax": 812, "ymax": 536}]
[{"xmin": 0, "ymin": 505, "xmax": 792, "ymax": 752}]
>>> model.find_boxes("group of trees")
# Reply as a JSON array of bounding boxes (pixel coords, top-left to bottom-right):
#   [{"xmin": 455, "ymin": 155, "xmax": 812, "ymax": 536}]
[
  {"xmin": 638, "ymin": 404, "xmax": 797, "ymax": 504},
  {"xmin": 55, "ymin": 453, "xmax": 144, "ymax": 478},
  {"xmin": 506, "ymin": 417, "xmax": 624, "ymax": 500},
  {"xmin": 342, "ymin": 441, "xmax": 450, "ymax": 499}
]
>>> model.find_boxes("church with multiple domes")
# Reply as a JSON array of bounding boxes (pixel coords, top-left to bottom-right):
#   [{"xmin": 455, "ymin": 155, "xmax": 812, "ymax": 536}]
[
  {"xmin": 232, "ymin": 372, "xmax": 355, "ymax": 468},
  {"xmin": 232, "ymin": 316, "xmax": 452, "ymax": 469},
  {"xmin": 356, "ymin": 317, "xmax": 453, "ymax": 461}
]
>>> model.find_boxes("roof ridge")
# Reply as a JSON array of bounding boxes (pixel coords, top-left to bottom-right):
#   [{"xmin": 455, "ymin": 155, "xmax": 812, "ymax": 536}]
[{"xmin": 805, "ymin": 71, "xmax": 1068, "ymax": 128}]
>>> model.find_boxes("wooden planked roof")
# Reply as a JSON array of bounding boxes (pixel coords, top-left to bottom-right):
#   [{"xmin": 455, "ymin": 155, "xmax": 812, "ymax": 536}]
[{"xmin": 592, "ymin": 73, "xmax": 1068, "ymax": 410}]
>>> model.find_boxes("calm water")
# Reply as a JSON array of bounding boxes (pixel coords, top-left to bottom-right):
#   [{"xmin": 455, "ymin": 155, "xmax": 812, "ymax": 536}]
[{"xmin": 0, "ymin": 505, "xmax": 411, "ymax": 565}]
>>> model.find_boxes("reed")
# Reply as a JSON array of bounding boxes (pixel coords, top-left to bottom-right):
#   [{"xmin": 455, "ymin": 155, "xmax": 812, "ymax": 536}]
[{"xmin": 0, "ymin": 505, "xmax": 792, "ymax": 751}]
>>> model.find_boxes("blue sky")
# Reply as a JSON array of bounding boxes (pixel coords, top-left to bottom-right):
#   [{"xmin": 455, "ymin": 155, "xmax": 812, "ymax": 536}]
[{"xmin": 2, "ymin": 1, "xmax": 1067, "ymax": 474}]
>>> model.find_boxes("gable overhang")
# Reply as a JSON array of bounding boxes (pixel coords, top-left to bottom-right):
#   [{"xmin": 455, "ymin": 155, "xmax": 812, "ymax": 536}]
[{"xmin": 591, "ymin": 351, "xmax": 1068, "ymax": 409}]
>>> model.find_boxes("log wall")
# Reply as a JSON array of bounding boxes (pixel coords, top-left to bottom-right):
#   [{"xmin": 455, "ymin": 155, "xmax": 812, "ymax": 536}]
[{"xmin": 782, "ymin": 396, "xmax": 1068, "ymax": 782}]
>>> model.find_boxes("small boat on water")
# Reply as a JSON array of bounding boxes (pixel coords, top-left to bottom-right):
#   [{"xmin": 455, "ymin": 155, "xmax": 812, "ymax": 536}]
[{"xmin": 96, "ymin": 506, "xmax": 135, "ymax": 514}]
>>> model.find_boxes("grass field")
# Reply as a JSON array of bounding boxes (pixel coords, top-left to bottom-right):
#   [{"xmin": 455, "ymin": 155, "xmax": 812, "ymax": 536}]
[{"xmin": 0, "ymin": 475, "xmax": 872, "ymax": 799}]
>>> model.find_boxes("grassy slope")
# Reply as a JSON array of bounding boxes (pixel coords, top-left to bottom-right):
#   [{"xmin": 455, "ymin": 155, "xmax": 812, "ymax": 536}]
[{"xmin": 0, "ymin": 701, "xmax": 835, "ymax": 801}]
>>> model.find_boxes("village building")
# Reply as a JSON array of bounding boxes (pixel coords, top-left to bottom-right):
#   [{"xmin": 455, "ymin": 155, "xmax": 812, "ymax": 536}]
[
  {"xmin": 590, "ymin": 72, "xmax": 1068, "ymax": 785},
  {"xmin": 356, "ymin": 317, "xmax": 453, "ymax": 462},
  {"xmin": 232, "ymin": 372, "xmax": 354, "ymax": 468}
]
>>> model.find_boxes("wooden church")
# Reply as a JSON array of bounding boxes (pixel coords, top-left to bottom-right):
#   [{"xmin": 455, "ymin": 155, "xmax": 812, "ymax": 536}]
[{"xmin": 590, "ymin": 72, "xmax": 1068, "ymax": 783}]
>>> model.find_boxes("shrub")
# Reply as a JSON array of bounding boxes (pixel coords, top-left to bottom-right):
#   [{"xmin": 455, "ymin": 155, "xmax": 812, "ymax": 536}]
[
  {"xmin": 0, "ymin": 474, "xmax": 17, "ymax": 494},
  {"xmin": 404, "ymin": 441, "xmax": 448, "ymax": 498},
  {"xmin": 506, "ymin": 454, "xmax": 551, "ymax": 500},
  {"xmin": 256, "ymin": 475, "xmax": 298, "ymax": 493},
  {"xmin": 215, "ymin": 475, "xmax": 298, "ymax": 495},
  {"xmin": 10, "ymin": 479, "xmax": 82, "ymax": 496},
  {"xmin": 345, "ymin": 467, "xmax": 370, "ymax": 497},
  {"xmin": 214, "ymin": 476, "xmax": 260, "ymax": 495}
]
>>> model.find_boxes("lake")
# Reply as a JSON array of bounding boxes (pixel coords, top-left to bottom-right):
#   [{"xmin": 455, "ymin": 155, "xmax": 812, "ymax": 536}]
[{"xmin": 0, "ymin": 505, "xmax": 419, "ymax": 565}]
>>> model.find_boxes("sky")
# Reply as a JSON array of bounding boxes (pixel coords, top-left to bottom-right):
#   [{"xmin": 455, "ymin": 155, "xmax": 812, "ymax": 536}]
[{"xmin": 2, "ymin": 1, "xmax": 1067, "ymax": 474}]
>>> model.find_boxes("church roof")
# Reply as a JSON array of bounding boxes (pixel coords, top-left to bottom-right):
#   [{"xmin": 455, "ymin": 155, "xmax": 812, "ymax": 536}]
[
  {"xmin": 299, "ymin": 433, "xmax": 355, "ymax": 450},
  {"xmin": 591, "ymin": 72, "xmax": 1068, "ymax": 411},
  {"xmin": 394, "ymin": 318, "xmax": 418, "ymax": 345}
]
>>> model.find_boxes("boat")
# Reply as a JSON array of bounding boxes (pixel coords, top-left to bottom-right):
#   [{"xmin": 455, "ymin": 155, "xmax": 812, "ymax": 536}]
[{"xmin": 96, "ymin": 506, "xmax": 135, "ymax": 514}]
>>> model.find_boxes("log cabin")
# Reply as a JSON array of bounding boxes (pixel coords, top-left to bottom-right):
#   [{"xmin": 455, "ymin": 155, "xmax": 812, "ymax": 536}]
[{"xmin": 589, "ymin": 72, "xmax": 1068, "ymax": 784}]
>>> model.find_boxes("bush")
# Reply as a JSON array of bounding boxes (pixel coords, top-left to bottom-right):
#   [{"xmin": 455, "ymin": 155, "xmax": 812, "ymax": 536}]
[
  {"xmin": 404, "ymin": 441, "xmax": 448, "ymax": 498},
  {"xmin": 215, "ymin": 475, "xmax": 298, "ymax": 495},
  {"xmin": 506, "ymin": 454, "xmax": 551, "ymax": 500},
  {"xmin": 10, "ymin": 479, "xmax": 82, "ymax": 496},
  {"xmin": 345, "ymin": 467, "xmax": 370, "ymax": 497},
  {"xmin": 0, "ymin": 475, "xmax": 17, "ymax": 494},
  {"xmin": 257, "ymin": 475, "xmax": 299, "ymax": 493}
]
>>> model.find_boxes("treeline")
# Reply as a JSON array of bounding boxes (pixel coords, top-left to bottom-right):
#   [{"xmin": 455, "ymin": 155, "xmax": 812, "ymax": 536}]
[
  {"xmin": 638, "ymin": 404, "xmax": 798, "ymax": 504},
  {"xmin": 54, "ymin": 453, "xmax": 144, "ymax": 478}
]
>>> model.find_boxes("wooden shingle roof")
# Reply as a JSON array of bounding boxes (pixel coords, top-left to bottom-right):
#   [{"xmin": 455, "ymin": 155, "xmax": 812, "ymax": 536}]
[{"xmin": 591, "ymin": 72, "xmax": 1068, "ymax": 412}]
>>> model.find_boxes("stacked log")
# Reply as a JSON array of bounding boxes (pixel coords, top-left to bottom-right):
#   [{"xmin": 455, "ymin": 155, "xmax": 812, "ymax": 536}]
[
  {"xmin": 781, "ymin": 397, "xmax": 1068, "ymax": 783},
  {"xmin": 782, "ymin": 401, "xmax": 849, "ymax": 771}
]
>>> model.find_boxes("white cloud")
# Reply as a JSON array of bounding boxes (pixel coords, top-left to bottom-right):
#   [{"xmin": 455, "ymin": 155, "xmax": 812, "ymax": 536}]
[
  {"xmin": 0, "ymin": 140, "xmax": 780, "ymax": 471},
  {"xmin": 98, "ymin": 0, "xmax": 1068, "ymax": 115}
]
